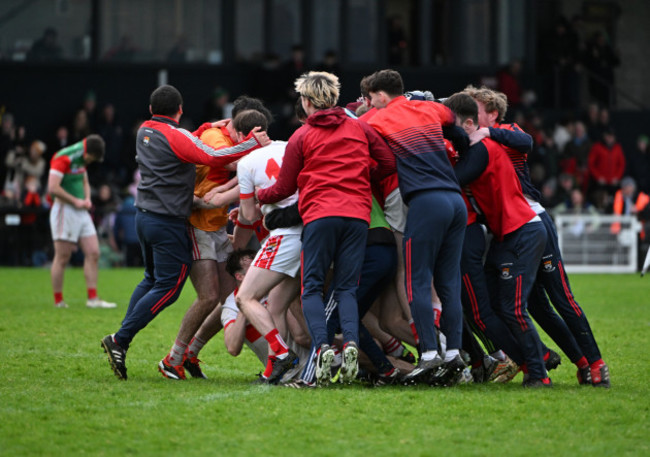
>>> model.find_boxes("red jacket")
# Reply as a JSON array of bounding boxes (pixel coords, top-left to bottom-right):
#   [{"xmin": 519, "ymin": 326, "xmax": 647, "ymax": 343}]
[
  {"xmin": 588, "ymin": 141, "xmax": 626, "ymax": 184},
  {"xmin": 460, "ymin": 138, "xmax": 536, "ymax": 241},
  {"xmin": 258, "ymin": 107, "xmax": 396, "ymax": 225}
]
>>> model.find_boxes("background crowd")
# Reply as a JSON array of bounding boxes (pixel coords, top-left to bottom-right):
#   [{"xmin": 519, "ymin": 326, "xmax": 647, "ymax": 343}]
[{"xmin": 0, "ymin": 13, "xmax": 648, "ymax": 270}]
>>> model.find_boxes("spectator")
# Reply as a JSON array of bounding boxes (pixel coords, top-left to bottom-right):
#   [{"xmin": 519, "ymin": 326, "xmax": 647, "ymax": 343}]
[
  {"xmin": 552, "ymin": 117, "xmax": 572, "ymax": 154},
  {"xmin": 47, "ymin": 126, "xmax": 70, "ymax": 163},
  {"xmin": 17, "ymin": 176, "xmax": 44, "ymax": 265},
  {"xmin": 113, "ymin": 191, "xmax": 141, "ymax": 267},
  {"xmin": 561, "ymin": 120, "xmax": 592, "ymax": 193},
  {"xmin": 387, "ymin": 15, "xmax": 408, "ymax": 65},
  {"xmin": 554, "ymin": 188, "xmax": 601, "ymax": 237},
  {"xmin": 201, "ymin": 87, "xmax": 231, "ymax": 123},
  {"xmin": 97, "ymin": 103, "xmax": 124, "ymax": 184},
  {"xmin": 70, "ymin": 108, "xmax": 91, "ymax": 143},
  {"xmin": 583, "ymin": 101, "xmax": 602, "ymax": 142},
  {"xmin": 103, "ymin": 35, "xmax": 138, "ymax": 62},
  {"xmin": 3, "ymin": 126, "xmax": 29, "ymax": 194},
  {"xmin": 93, "ymin": 185, "xmax": 122, "ymax": 269},
  {"xmin": 529, "ymin": 129, "xmax": 559, "ymax": 184},
  {"xmin": 611, "ymin": 177, "xmax": 650, "ymax": 243},
  {"xmin": 584, "ymin": 30, "xmax": 620, "ymax": 108},
  {"xmin": 588, "ymin": 128, "xmax": 625, "ymax": 211},
  {"xmin": 315, "ymin": 50, "xmax": 341, "ymax": 75},
  {"xmin": 27, "ymin": 27, "xmax": 63, "ymax": 61},
  {"xmin": 92, "ymin": 183, "xmax": 119, "ymax": 230},
  {"xmin": 497, "ymin": 58, "xmax": 523, "ymax": 111},
  {"xmin": 14, "ymin": 140, "xmax": 47, "ymax": 194},
  {"xmin": 555, "ymin": 173, "xmax": 577, "ymax": 209},
  {"xmin": 282, "ymin": 45, "xmax": 308, "ymax": 98},
  {"xmin": 167, "ymin": 35, "xmax": 189, "ymax": 63},
  {"xmin": 1, "ymin": 112, "xmax": 19, "ymax": 188},
  {"xmin": 625, "ymin": 135, "xmax": 650, "ymax": 194},
  {"xmin": 80, "ymin": 91, "xmax": 99, "ymax": 132},
  {"xmin": 542, "ymin": 16, "xmax": 582, "ymax": 108}
]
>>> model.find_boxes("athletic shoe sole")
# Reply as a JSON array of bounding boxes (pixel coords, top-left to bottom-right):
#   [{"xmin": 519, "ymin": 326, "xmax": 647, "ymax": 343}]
[
  {"xmin": 316, "ymin": 346, "xmax": 335, "ymax": 386},
  {"xmin": 339, "ymin": 344, "xmax": 359, "ymax": 384}
]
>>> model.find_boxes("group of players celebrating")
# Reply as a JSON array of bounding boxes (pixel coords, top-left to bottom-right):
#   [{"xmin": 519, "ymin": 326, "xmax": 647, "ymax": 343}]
[{"xmin": 100, "ymin": 68, "xmax": 610, "ymax": 389}]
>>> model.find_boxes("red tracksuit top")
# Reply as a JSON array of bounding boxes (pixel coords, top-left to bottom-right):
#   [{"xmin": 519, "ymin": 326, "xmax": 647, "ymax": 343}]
[
  {"xmin": 257, "ymin": 107, "xmax": 396, "ymax": 225},
  {"xmin": 462, "ymin": 138, "xmax": 536, "ymax": 241}
]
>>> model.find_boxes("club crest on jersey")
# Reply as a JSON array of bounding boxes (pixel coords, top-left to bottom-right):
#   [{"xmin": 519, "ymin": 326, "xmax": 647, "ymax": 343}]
[
  {"xmin": 500, "ymin": 266, "xmax": 512, "ymax": 280},
  {"xmin": 143, "ymin": 136, "xmax": 150, "ymax": 146}
]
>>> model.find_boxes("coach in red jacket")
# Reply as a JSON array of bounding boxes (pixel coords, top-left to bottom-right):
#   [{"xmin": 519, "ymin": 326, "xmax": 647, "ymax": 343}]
[
  {"xmin": 101, "ymin": 85, "xmax": 269, "ymax": 380},
  {"xmin": 258, "ymin": 71, "xmax": 396, "ymax": 385}
]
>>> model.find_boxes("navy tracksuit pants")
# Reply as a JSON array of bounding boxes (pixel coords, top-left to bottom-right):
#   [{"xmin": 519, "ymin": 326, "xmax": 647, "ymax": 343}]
[
  {"xmin": 404, "ymin": 190, "xmax": 466, "ymax": 353},
  {"xmin": 486, "ymin": 220, "xmax": 548, "ymax": 380},
  {"xmin": 301, "ymin": 217, "xmax": 368, "ymax": 348},
  {"xmin": 325, "ymin": 243, "xmax": 398, "ymax": 374},
  {"xmin": 115, "ymin": 209, "xmax": 192, "ymax": 350},
  {"xmin": 530, "ymin": 211, "xmax": 602, "ymax": 363},
  {"xmin": 460, "ymin": 222, "xmax": 526, "ymax": 365}
]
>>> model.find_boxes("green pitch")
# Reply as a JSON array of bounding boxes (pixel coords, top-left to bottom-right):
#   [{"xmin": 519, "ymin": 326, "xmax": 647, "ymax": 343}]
[{"xmin": 1, "ymin": 268, "xmax": 648, "ymax": 456}]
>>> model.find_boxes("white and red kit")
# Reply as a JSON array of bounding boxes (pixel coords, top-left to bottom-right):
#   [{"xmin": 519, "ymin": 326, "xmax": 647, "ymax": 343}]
[
  {"xmin": 220, "ymin": 292, "xmax": 309, "ymax": 382},
  {"xmin": 237, "ymin": 141, "xmax": 302, "ymax": 277}
]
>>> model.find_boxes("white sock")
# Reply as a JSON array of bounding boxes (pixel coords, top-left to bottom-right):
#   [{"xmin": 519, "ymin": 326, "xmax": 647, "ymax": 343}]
[
  {"xmin": 168, "ymin": 339, "xmax": 188, "ymax": 366},
  {"xmin": 444, "ymin": 348, "xmax": 459, "ymax": 362},
  {"xmin": 421, "ymin": 350, "xmax": 439, "ymax": 361}
]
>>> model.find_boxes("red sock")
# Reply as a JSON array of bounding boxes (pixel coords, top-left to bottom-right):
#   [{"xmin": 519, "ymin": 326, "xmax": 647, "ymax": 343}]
[
  {"xmin": 521, "ymin": 364, "xmax": 529, "ymax": 374},
  {"xmin": 264, "ymin": 329, "xmax": 288, "ymax": 356},
  {"xmin": 576, "ymin": 357, "xmax": 589, "ymax": 369},
  {"xmin": 383, "ymin": 337, "xmax": 402, "ymax": 356},
  {"xmin": 541, "ymin": 377, "xmax": 551, "ymax": 385},
  {"xmin": 88, "ymin": 288, "xmax": 97, "ymax": 300},
  {"xmin": 590, "ymin": 358, "xmax": 605, "ymax": 370},
  {"xmin": 54, "ymin": 292, "xmax": 63, "ymax": 304},
  {"xmin": 263, "ymin": 356, "xmax": 276, "ymax": 378}
]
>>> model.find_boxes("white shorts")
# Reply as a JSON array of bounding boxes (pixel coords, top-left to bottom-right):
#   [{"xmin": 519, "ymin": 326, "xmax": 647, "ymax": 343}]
[
  {"xmin": 384, "ymin": 188, "xmax": 408, "ymax": 233},
  {"xmin": 50, "ymin": 201, "xmax": 96, "ymax": 242},
  {"xmin": 189, "ymin": 226, "xmax": 232, "ymax": 262},
  {"xmin": 253, "ymin": 233, "xmax": 301, "ymax": 278}
]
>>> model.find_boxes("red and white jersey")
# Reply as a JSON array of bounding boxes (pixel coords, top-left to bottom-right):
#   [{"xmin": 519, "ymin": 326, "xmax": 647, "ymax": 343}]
[
  {"xmin": 237, "ymin": 140, "xmax": 301, "ymax": 237},
  {"xmin": 221, "ymin": 292, "xmax": 309, "ymax": 382}
]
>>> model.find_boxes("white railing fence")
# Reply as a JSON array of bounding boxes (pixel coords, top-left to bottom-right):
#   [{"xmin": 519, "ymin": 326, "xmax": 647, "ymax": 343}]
[{"xmin": 554, "ymin": 214, "xmax": 642, "ymax": 273}]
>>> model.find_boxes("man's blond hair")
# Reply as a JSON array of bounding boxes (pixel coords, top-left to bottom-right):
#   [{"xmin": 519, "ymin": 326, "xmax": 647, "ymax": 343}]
[
  {"xmin": 294, "ymin": 71, "xmax": 340, "ymax": 109},
  {"xmin": 462, "ymin": 85, "xmax": 508, "ymax": 123}
]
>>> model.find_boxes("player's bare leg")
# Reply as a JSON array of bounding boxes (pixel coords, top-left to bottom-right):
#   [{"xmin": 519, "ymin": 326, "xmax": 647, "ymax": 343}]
[
  {"xmin": 51, "ymin": 240, "xmax": 75, "ymax": 307},
  {"xmin": 236, "ymin": 266, "xmax": 290, "ymax": 342},
  {"xmin": 79, "ymin": 235, "xmax": 100, "ymax": 291},
  {"xmin": 267, "ymin": 276, "xmax": 300, "ymax": 339}
]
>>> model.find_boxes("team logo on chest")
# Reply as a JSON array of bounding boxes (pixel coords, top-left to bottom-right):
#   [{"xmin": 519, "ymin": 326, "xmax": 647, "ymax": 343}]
[{"xmin": 143, "ymin": 136, "xmax": 150, "ymax": 146}]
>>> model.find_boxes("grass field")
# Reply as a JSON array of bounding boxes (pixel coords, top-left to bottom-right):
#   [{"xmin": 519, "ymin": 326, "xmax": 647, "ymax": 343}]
[{"xmin": 1, "ymin": 267, "xmax": 648, "ymax": 456}]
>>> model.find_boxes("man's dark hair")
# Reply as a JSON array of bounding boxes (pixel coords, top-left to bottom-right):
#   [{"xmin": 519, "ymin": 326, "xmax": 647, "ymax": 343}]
[
  {"xmin": 231, "ymin": 96, "xmax": 273, "ymax": 125},
  {"xmin": 443, "ymin": 93, "xmax": 478, "ymax": 125},
  {"xmin": 359, "ymin": 75, "xmax": 371, "ymax": 98},
  {"xmin": 232, "ymin": 109, "xmax": 269, "ymax": 136},
  {"xmin": 225, "ymin": 249, "xmax": 257, "ymax": 278},
  {"xmin": 294, "ymin": 98, "xmax": 307, "ymax": 122},
  {"xmin": 363, "ymin": 69, "xmax": 404, "ymax": 97},
  {"xmin": 85, "ymin": 134, "xmax": 105, "ymax": 162},
  {"xmin": 150, "ymin": 85, "xmax": 183, "ymax": 117}
]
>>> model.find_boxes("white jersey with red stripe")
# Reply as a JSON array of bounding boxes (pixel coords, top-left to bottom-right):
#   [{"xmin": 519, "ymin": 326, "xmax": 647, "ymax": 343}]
[
  {"xmin": 237, "ymin": 140, "xmax": 301, "ymax": 237},
  {"xmin": 220, "ymin": 292, "xmax": 309, "ymax": 382}
]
